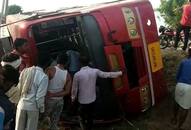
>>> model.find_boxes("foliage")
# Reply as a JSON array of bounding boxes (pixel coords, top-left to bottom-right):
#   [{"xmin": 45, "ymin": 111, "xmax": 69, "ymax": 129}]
[
  {"xmin": 7, "ymin": 5, "xmax": 22, "ymax": 15},
  {"xmin": 158, "ymin": 0, "xmax": 187, "ymax": 28}
]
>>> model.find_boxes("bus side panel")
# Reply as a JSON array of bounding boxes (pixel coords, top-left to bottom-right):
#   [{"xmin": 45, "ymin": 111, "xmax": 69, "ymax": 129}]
[{"xmin": 138, "ymin": 3, "xmax": 166, "ymax": 104}]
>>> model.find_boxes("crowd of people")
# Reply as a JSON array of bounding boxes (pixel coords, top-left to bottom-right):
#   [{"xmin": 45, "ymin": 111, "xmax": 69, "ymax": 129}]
[{"xmin": 0, "ymin": 38, "xmax": 122, "ymax": 130}]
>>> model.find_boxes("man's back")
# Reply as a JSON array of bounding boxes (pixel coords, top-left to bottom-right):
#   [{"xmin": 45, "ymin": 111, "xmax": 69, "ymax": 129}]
[
  {"xmin": 181, "ymin": 4, "xmax": 191, "ymax": 26},
  {"xmin": 66, "ymin": 50, "xmax": 80, "ymax": 72},
  {"xmin": 74, "ymin": 66, "xmax": 98, "ymax": 104},
  {"xmin": 72, "ymin": 66, "xmax": 122, "ymax": 104},
  {"xmin": 177, "ymin": 58, "xmax": 191, "ymax": 84}
]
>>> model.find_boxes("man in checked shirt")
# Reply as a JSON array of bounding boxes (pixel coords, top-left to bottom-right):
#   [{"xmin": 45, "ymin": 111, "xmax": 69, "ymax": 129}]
[{"xmin": 71, "ymin": 56, "xmax": 122, "ymax": 130}]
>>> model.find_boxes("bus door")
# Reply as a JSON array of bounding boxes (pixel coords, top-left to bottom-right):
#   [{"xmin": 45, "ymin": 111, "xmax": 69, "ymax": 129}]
[
  {"xmin": 104, "ymin": 45, "xmax": 130, "ymax": 109},
  {"xmin": 94, "ymin": 6, "xmax": 153, "ymax": 112},
  {"xmin": 121, "ymin": 6, "xmax": 153, "ymax": 111},
  {"xmin": 91, "ymin": 12, "xmax": 129, "ymax": 94},
  {"xmin": 104, "ymin": 45, "xmax": 129, "ymax": 94}
]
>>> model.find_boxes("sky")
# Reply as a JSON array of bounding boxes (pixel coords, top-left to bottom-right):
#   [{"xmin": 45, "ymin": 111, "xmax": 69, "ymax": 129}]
[{"xmin": 0, "ymin": 0, "xmax": 161, "ymax": 12}]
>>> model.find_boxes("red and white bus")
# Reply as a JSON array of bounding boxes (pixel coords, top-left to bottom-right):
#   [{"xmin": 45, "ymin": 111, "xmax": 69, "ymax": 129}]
[{"xmin": 4, "ymin": 0, "xmax": 166, "ymax": 118}]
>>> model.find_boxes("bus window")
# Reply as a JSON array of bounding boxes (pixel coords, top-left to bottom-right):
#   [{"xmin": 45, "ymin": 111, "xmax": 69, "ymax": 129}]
[{"xmin": 32, "ymin": 17, "xmax": 83, "ymax": 59}]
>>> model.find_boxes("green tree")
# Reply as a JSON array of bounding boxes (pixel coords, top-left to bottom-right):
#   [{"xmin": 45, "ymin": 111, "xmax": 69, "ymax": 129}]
[
  {"xmin": 7, "ymin": 5, "xmax": 22, "ymax": 15},
  {"xmin": 158, "ymin": 0, "xmax": 186, "ymax": 28}
]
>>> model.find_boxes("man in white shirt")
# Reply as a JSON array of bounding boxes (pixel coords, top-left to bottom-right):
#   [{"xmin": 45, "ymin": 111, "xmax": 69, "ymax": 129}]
[
  {"xmin": 15, "ymin": 54, "xmax": 51, "ymax": 130},
  {"xmin": 71, "ymin": 56, "xmax": 122, "ymax": 130}
]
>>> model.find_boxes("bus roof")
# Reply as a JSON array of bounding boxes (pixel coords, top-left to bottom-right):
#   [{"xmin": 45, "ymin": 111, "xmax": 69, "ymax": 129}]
[{"xmin": 6, "ymin": 0, "xmax": 150, "ymax": 27}]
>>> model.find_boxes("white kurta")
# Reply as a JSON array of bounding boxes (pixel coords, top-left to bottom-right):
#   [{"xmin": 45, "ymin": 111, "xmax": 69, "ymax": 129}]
[{"xmin": 175, "ymin": 82, "xmax": 191, "ymax": 109}]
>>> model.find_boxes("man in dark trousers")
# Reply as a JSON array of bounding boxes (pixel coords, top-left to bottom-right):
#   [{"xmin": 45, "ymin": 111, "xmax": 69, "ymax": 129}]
[
  {"xmin": 71, "ymin": 56, "xmax": 122, "ymax": 130},
  {"xmin": 174, "ymin": 0, "xmax": 191, "ymax": 50}
]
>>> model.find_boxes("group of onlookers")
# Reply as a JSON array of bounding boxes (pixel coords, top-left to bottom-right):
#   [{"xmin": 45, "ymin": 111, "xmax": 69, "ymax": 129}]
[{"xmin": 0, "ymin": 38, "xmax": 122, "ymax": 130}]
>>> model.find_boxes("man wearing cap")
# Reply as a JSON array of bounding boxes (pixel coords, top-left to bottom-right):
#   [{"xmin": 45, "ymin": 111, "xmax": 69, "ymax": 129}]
[
  {"xmin": 1, "ymin": 53, "xmax": 21, "ymax": 70},
  {"xmin": 1, "ymin": 53, "xmax": 22, "ymax": 104}
]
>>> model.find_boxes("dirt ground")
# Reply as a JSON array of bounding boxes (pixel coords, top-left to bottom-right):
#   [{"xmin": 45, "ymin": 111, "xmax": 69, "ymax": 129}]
[{"xmin": 40, "ymin": 48, "xmax": 189, "ymax": 130}]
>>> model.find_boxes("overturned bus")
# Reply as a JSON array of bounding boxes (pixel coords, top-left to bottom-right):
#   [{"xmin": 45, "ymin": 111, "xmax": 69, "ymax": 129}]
[{"xmin": 5, "ymin": 0, "xmax": 166, "ymax": 118}]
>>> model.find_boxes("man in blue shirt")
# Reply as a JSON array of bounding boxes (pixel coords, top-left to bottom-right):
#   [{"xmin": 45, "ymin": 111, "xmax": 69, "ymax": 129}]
[
  {"xmin": 172, "ymin": 46, "xmax": 191, "ymax": 130},
  {"xmin": 66, "ymin": 50, "xmax": 80, "ymax": 76},
  {"xmin": 176, "ymin": 59, "xmax": 191, "ymax": 84}
]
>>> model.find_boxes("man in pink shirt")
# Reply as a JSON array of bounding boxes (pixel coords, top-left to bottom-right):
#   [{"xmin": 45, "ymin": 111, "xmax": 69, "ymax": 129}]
[
  {"xmin": 174, "ymin": 0, "xmax": 191, "ymax": 50},
  {"xmin": 71, "ymin": 56, "xmax": 122, "ymax": 130}
]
